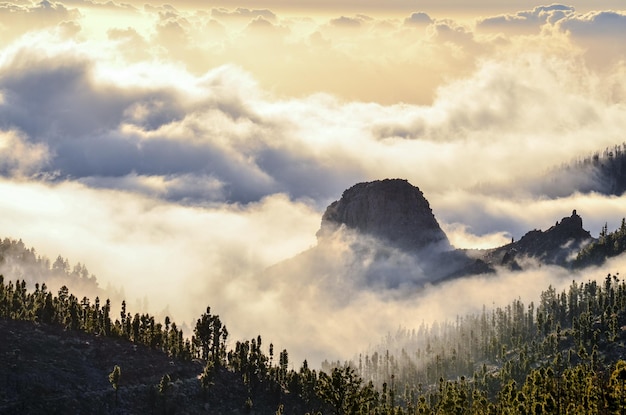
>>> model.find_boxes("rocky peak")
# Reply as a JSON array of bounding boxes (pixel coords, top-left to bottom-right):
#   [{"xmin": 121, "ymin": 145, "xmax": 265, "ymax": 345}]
[
  {"xmin": 317, "ymin": 179, "xmax": 451, "ymax": 252},
  {"xmin": 491, "ymin": 209, "xmax": 592, "ymax": 268},
  {"xmin": 558, "ymin": 209, "xmax": 584, "ymax": 233},
  {"xmin": 521, "ymin": 209, "xmax": 590, "ymax": 250}
]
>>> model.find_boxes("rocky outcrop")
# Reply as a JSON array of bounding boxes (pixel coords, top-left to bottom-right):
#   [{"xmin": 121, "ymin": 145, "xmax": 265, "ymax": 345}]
[
  {"xmin": 317, "ymin": 179, "xmax": 451, "ymax": 252},
  {"xmin": 269, "ymin": 179, "xmax": 602, "ymax": 292},
  {"xmin": 484, "ymin": 210, "xmax": 593, "ymax": 268}
]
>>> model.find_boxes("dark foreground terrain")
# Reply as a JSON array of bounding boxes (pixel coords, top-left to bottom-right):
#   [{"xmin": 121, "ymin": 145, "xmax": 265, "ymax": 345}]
[
  {"xmin": 0, "ymin": 319, "xmax": 204, "ymax": 414},
  {"xmin": 0, "ymin": 319, "xmax": 311, "ymax": 415}
]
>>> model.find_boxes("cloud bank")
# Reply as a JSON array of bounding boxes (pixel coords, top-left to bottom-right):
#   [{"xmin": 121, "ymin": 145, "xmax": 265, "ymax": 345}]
[{"xmin": 0, "ymin": 1, "xmax": 626, "ymax": 365}]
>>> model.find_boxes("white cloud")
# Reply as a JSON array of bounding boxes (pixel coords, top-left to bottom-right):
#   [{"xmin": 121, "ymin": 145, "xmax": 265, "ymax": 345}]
[
  {"xmin": 555, "ymin": 11, "xmax": 626, "ymax": 67},
  {"xmin": 558, "ymin": 10, "xmax": 626, "ymax": 37},
  {"xmin": 0, "ymin": 177, "xmax": 320, "ymax": 338},
  {"xmin": 477, "ymin": 4, "xmax": 575, "ymax": 34},
  {"xmin": 0, "ymin": 1, "xmax": 80, "ymax": 45},
  {"xmin": 0, "ymin": 129, "xmax": 49, "ymax": 176}
]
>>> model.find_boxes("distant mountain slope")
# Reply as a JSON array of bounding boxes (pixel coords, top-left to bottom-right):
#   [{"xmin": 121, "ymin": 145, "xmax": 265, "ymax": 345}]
[
  {"xmin": 354, "ymin": 273, "xmax": 626, "ymax": 414},
  {"xmin": 500, "ymin": 144, "xmax": 626, "ymax": 198},
  {"xmin": 562, "ymin": 144, "xmax": 626, "ymax": 196},
  {"xmin": 0, "ymin": 237, "xmax": 100, "ymax": 296}
]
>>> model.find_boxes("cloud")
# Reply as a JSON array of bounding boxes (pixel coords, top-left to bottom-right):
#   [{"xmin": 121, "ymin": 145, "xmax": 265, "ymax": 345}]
[
  {"xmin": 0, "ymin": 1, "xmax": 78, "ymax": 22},
  {"xmin": 211, "ymin": 7, "xmax": 277, "ymax": 21},
  {"xmin": 558, "ymin": 10, "xmax": 626, "ymax": 37},
  {"xmin": 555, "ymin": 11, "xmax": 626, "ymax": 66},
  {"xmin": 477, "ymin": 4, "xmax": 575, "ymax": 34},
  {"xmin": 432, "ymin": 190, "xmax": 626, "ymax": 243},
  {"xmin": 0, "ymin": 54, "xmax": 131, "ymax": 141},
  {"xmin": 1, "ymin": 1, "xmax": 626, "ymax": 367},
  {"xmin": 441, "ymin": 222, "xmax": 511, "ymax": 249},
  {"xmin": 429, "ymin": 20, "xmax": 483, "ymax": 54},
  {"xmin": 0, "ymin": 176, "xmax": 320, "ymax": 335},
  {"xmin": 329, "ymin": 15, "xmax": 363, "ymax": 28},
  {"xmin": 52, "ymin": 6, "xmax": 477, "ymax": 103},
  {"xmin": 3, "ymin": 32, "xmax": 626, "ymax": 206},
  {"xmin": 242, "ymin": 15, "xmax": 291, "ymax": 40},
  {"xmin": 0, "ymin": 0, "xmax": 80, "ymax": 44},
  {"xmin": 86, "ymin": 0, "xmax": 626, "ymax": 15},
  {"xmin": 107, "ymin": 27, "xmax": 151, "ymax": 61},
  {"xmin": 404, "ymin": 12, "xmax": 432, "ymax": 26},
  {"xmin": 62, "ymin": 0, "xmax": 138, "ymax": 11},
  {"xmin": 0, "ymin": 129, "xmax": 49, "ymax": 176},
  {"xmin": 0, "ymin": 46, "xmax": 287, "ymax": 202}
]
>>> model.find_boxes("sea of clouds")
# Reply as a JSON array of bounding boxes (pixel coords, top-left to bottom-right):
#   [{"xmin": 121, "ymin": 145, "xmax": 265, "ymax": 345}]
[{"xmin": 1, "ymin": 0, "xmax": 626, "ymax": 365}]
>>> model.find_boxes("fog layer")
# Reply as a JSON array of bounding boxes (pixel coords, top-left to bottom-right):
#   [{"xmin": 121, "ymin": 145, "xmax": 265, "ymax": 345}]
[{"xmin": 1, "ymin": 1, "xmax": 626, "ymax": 365}]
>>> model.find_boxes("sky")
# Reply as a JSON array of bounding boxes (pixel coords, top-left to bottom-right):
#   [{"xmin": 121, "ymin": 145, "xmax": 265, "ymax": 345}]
[{"xmin": 1, "ymin": 0, "xmax": 626, "ymax": 366}]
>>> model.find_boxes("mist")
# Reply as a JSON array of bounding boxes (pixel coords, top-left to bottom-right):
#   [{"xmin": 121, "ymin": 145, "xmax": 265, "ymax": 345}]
[
  {"xmin": 1, "ymin": 1, "xmax": 626, "ymax": 367},
  {"xmin": 2, "ymin": 176, "xmax": 625, "ymax": 366}
]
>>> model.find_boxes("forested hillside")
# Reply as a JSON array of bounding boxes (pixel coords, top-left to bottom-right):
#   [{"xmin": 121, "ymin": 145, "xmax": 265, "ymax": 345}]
[
  {"xmin": 0, "ymin": 237, "xmax": 100, "ymax": 297},
  {"xmin": 536, "ymin": 144, "xmax": 626, "ymax": 197},
  {"xmin": 4, "ymin": 267, "xmax": 626, "ymax": 413},
  {"xmin": 575, "ymin": 219, "xmax": 626, "ymax": 268},
  {"xmin": 571, "ymin": 144, "xmax": 626, "ymax": 196},
  {"xmin": 345, "ymin": 270, "xmax": 626, "ymax": 413}
]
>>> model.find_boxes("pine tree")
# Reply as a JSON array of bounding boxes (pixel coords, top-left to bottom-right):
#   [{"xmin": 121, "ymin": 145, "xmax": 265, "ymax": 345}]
[{"xmin": 108, "ymin": 365, "xmax": 121, "ymax": 406}]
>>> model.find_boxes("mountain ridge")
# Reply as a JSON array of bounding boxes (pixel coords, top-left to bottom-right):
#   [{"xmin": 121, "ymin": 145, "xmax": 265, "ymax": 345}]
[{"xmin": 307, "ymin": 179, "xmax": 598, "ymax": 286}]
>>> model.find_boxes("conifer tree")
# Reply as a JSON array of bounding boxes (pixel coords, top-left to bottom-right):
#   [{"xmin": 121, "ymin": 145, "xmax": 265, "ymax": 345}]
[{"xmin": 108, "ymin": 365, "xmax": 121, "ymax": 406}]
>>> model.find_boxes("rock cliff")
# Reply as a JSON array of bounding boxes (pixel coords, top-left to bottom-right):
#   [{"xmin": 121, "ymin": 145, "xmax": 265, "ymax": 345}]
[{"xmin": 317, "ymin": 179, "xmax": 451, "ymax": 252}]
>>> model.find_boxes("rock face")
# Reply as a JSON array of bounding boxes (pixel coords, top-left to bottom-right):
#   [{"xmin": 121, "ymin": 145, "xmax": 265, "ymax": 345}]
[
  {"xmin": 485, "ymin": 210, "xmax": 593, "ymax": 268},
  {"xmin": 317, "ymin": 179, "xmax": 451, "ymax": 252}
]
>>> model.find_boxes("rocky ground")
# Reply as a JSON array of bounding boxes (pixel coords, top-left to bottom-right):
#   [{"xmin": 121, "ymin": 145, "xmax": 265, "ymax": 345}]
[
  {"xmin": 0, "ymin": 319, "xmax": 204, "ymax": 414},
  {"xmin": 0, "ymin": 319, "xmax": 318, "ymax": 414}
]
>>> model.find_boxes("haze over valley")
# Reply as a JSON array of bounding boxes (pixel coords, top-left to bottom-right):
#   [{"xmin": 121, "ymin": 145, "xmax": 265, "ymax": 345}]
[{"xmin": 1, "ymin": 0, "xmax": 626, "ymax": 369}]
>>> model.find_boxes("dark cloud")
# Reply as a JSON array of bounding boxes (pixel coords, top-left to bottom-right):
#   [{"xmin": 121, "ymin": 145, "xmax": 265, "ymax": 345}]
[
  {"xmin": 0, "ymin": 57, "xmax": 133, "ymax": 140},
  {"xmin": 254, "ymin": 145, "xmax": 363, "ymax": 204},
  {"xmin": 0, "ymin": 48, "xmax": 365, "ymax": 205}
]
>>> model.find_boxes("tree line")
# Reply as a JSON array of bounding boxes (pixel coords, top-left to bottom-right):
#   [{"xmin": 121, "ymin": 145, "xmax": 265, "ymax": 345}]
[
  {"xmin": 575, "ymin": 218, "xmax": 626, "ymax": 267},
  {"xmin": 350, "ymin": 271, "xmax": 626, "ymax": 413},
  {"xmin": 4, "ymin": 270, "xmax": 626, "ymax": 413},
  {"xmin": 0, "ymin": 237, "xmax": 100, "ymax": 296}
]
